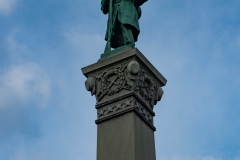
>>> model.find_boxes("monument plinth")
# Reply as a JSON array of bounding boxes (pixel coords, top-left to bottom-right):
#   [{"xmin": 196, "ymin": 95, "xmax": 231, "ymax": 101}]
[{"xmin": 82, "ymin": 48, "xmax": 167, "ymax": 160}]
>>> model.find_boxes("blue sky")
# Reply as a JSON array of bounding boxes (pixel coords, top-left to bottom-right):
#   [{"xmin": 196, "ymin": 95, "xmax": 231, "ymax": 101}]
[{"xmin": 0, "ymin": 0, "xmax": 240, "ymax": 160}]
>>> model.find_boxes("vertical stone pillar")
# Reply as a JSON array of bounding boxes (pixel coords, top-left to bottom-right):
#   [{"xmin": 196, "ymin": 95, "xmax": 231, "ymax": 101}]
[{"xmin": 82, "ymin": 48, "xmax": 167, "ymax": 160}]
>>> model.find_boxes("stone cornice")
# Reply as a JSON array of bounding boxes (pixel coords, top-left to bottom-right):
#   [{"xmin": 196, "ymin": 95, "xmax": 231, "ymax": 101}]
[{"xmin": 82, "ymin": 48, "xmax": 167, "ymax": 87}]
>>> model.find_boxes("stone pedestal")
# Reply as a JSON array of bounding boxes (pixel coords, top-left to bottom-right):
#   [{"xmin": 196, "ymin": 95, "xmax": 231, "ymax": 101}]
[{"xmin": 82, "ymin": 48, "xmax": 167, "ymax": 160}]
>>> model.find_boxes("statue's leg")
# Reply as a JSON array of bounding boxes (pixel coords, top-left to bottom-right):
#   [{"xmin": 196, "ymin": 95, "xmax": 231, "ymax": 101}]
[
  {"xmin": 121, "ymin": 24, "xmax": 135, "ymax": 46},
  {"xmin": 111, "ymin": 19, "xmax": 124, "ymax": 48}
]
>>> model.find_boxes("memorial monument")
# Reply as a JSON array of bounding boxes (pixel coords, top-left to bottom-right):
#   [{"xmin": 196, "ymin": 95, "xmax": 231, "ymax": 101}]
[{"xmin": 82, "ymin": 0, "xmax": 167, "ymax": 159}]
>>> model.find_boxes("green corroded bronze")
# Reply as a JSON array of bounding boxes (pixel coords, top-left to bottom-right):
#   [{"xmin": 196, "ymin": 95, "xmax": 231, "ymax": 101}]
[{"xmin": 101, "ymin": 0, "xmax": 147, "ymax": 58}]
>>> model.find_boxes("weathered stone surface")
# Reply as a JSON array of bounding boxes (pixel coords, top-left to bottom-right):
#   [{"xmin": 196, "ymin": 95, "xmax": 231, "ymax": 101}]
[
  {"xmin": 97, "ymin": 112, "xmax": 156, "ymax": 160},
  {"xmin": 82, "ymin": 48, "xmax": 167, "ymax": 160}
]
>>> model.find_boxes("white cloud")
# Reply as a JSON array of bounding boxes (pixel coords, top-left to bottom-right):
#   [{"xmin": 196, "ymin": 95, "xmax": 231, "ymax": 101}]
[
  {"xmin": 0, "ymin": 31, "xmax": 51, "ymax": 109},
  {"xmin": 10, "ymin": 149, "xmax": 48, "ymax": 160},
  {"xmin": 64, "ymin": 26, "xmax": 105, "ymax": 62},
  {"xmin": 0, "ymin": 63, "xmax": 51, "ymax": 108},
  {"xmin": 6, "ymin": 29, "xmax": 32, "ymax": 63},
  {"xmin": 0, "ymin": 0, "xmax": 18, "ymax": 15},
  {"xmin": 0, "ymin": 29, "xmax": 52, "ymax": 145}
]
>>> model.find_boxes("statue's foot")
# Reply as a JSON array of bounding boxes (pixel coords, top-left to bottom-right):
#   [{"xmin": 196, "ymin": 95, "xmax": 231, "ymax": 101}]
[{"xmin": 125, "ymin": 40, "xmax": 135, "ymax": 47}]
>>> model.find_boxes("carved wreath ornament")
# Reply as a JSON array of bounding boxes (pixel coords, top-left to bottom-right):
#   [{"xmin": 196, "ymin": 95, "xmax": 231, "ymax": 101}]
[
  {"xmin": 95, "ymin": 64, "xmax": 131, "ymax": 101},
  {"xmin": 134, "ymin": 69, "xmax": 163, "ymax": 108},
  {"xmin": 85, "ymin": 61, "xmax": 163, "ymax": 106},
  {"xmin": 85, "ymin": 63, "xmax": 131, "ymax": 101}
]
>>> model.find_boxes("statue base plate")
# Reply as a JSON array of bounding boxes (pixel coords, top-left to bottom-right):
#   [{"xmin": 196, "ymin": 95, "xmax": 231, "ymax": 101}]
[{"xmin": 101, "ymin": 43, "xmax": 134, "ymax": 59}]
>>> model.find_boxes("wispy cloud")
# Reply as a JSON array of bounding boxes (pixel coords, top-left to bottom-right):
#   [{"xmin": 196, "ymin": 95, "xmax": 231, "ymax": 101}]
[
  {"xmin": 0, "ymin": 0, "xmax": 18, "ymax": 15},
  {"xmin": 64, "ymin": 25, "xmax": 105, "ymax": 62},
  {"xmin": 158, "ymin": 155, "xmax": 222, "ymax": 160},
  {"xmin": 10, "ymin": 149, "xmax": 48, "ymax": 160},
  {"xmin": 0, "ymin": 30, "xmax": 51, "ymax": 142},
  {"xmin": 0, "ymin": 63, "xmax": 51, "ymax": 109},
  {"xmin": 1, "ymin": 30, "xmax": 51, "ymax": 109}
]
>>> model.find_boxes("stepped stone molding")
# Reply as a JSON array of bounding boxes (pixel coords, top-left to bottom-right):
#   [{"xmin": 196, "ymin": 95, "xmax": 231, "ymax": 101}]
[
  {"xmin": 134, "ymin": 101, "xmax": 153, "ymax": 124},
  {"xmin": 97, "ymin": 98, "xmax": 132, "ymax": 119},
  {"xmin": 95, "ymin": 95, "xmax": 156, "ymax": 130}
]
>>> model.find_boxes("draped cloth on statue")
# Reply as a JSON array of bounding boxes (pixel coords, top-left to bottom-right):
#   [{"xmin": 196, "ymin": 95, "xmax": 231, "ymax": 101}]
[{"xmin": 101, "ymin": 0, "xmax": 147, "ymax": 48}]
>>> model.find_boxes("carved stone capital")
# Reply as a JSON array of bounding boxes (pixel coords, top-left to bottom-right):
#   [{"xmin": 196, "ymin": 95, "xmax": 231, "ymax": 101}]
[{"xmin": 82, "ymin": 48, "xmax": 167, "ymax": 128}]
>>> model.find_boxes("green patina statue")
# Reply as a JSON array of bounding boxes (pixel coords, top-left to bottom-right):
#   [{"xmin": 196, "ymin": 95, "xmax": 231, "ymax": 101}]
[{"xmin": 101, "ymin": 0, "xmax": 147, "ymax": 58}]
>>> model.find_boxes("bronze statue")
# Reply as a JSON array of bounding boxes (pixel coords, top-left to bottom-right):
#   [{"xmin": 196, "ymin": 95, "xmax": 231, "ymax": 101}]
[{"xmin": 101, "ymin": 0, "xmax": 147, "ymax": 54}]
